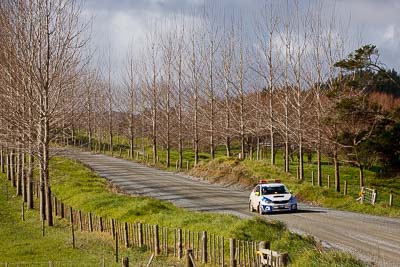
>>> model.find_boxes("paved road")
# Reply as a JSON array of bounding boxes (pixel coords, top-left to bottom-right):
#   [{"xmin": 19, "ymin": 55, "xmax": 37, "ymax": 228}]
[{"xmin": 64, "ymin": 150, "xmax": 400, "ymax": 266}]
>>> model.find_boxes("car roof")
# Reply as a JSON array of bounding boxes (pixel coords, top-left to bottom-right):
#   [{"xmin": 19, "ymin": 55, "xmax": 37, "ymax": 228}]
[{"xmin": 259, "ymin": 183, "xmax": 285, "ymax": 187}]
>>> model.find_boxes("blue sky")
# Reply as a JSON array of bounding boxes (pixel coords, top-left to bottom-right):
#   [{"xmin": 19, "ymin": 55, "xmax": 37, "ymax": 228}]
[{"xmin": 83, "ymin": 0, "xmax": 400, "ymax": 73}]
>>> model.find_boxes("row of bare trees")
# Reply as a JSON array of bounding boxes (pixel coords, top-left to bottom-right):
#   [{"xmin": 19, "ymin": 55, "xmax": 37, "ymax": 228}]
[
  {"xmin": 73, "ymin": 1, "xmax": 362, "ymax": 193},
  {"xmin": 0, "ymin": 0, "xmax": 88, "ymax": 226},
  {"xmin": 0, "ymin": 0, "xmax": 383, "ymax": 229}
]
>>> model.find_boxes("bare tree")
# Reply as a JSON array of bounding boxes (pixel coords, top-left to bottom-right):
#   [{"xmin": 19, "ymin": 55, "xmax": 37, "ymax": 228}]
[{"xmin": 253, "ymin": 0, "xmax": 280, "ymax": 165}]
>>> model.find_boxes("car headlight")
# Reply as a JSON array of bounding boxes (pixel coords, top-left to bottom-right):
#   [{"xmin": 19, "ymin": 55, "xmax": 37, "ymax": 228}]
[{"xmin": 261, "ymin": 196, "xmax": 273, "ymax": 204}]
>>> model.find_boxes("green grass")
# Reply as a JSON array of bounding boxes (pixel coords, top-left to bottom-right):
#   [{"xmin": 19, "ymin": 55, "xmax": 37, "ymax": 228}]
[
  {"xmin": 0, "ymin": 173, "xmax": 183, "ymax": 266},
  {"xmin": 47, "ymin": 157, "xmax": 364, "ymax": 266}
]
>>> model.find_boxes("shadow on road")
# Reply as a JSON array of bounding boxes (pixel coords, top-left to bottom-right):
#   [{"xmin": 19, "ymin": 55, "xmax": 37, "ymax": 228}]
[{"xmin": 265, "ymin": 209, "xmax": 326, "ymax": 216}]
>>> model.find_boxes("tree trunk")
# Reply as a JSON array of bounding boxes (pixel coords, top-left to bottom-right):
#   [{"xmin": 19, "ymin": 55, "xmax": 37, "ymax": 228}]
[
  {"xmin": 178, "ymin": 106, "xmax": 183, "ymax": 168},
  {"xmin": 194, "ymin": 95, "xmax": 199, "ymax": 165},
  {"xmin": 130, "ymin": 132, "xmax": 134, "ymax": 160},
  {"xmin": 210, "ymin": 110, "xmax": 215, "ymax": 160},
  {"xmin": 359, "ymin": 165, "xmax": 364, "ymax": 189},
  {"xmin": 240, "ymin": 133, "xmax": 245, "ymax": 160},
  {"xmin": 16, "ymin": 152, "xmax": 22, "ymax": 195},
  {"xmin": 27, "ymin": 154, "xmax": 34, "ymax": 209},
  {"xmin": 152, "ymin": 117, "xmax": 157, "ymax": 165},
  {"xmin": 0, "ymin": 147, "xmax": 4, "ymax": 173},
  {"xmin": 11, "ymin": 151, "xmax": 15, "ymax": 187},
  {"xmin": 333, "ymin": 149, "xmax": 340, "ymax": 192},
  {"xmin": 269, "ymin": 94, "xmax": 275, "ymax": 165},
  {"xmin": 7, "ymin": 151, "xmax": 11, "ymax": 181},
  {"xmin": 317, "ymin": 147, "xmax": 322, "ymax": 186},
  {"xmin": 43, "ymin": 141, "xmax": 53, "ymax": 226},
  {"xmin": 298, "ymin": 140, "xmax": 304, "ymax": 180},
  {"xmin": 109, "ymin": 129, "xmax": 113, "ymax": 156},
  {"xmin": 22, "ymin": 153, "xmax": 27, "ymax": 202},
  {"xmin": 166, "ymin": 145, "xmax": 170, "ymax": 167},
  {"xmin": 285, "ymin": 140, "xmax": 289, "ymax": 172},
  {"xmin": 166, "ymin": 90, "xmax": 171, "ymax": 168},
  {"xmin": 39, "ymin": 164, "xmax": 46, "ymax": 221}
]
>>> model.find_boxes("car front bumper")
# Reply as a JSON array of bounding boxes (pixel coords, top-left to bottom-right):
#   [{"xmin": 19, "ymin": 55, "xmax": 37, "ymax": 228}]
[{"xmin": 261, "ymin": 203, "xmax": 297, "ymax": 213}]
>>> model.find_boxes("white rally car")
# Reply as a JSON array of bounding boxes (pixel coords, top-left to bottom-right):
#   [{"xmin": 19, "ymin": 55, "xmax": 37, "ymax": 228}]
[{"xmin": 249, "ymin": 180, "xmax": 297, "ymax": 214}]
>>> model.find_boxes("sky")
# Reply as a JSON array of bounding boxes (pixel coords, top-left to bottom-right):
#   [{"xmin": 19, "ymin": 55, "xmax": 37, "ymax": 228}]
[{"xmin": 82, "ymin": 0, "xmax": 400, "ymax": 74}]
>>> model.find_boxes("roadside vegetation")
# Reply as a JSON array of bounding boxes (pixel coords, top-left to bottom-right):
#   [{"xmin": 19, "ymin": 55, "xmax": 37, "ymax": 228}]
[
  {"xmin": 191, "ymin": 156, "xmax": 400, "ymax": 217},
  {"xmin": 47, "ymin": 156, "xmax": 364, "ymax": 266},
  {"xmin": 73, "ymin": 136, "xmax": 400, "ymax": 217},
  {"xmin": 0, "ymin": 172, "xmax": 180, "ymax": 266},
  {"xmin": 0, "ymin": 157, "xmax": 365, "ymax": 266}
]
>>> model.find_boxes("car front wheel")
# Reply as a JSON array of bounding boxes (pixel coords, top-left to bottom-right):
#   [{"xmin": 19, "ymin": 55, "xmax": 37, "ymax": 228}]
[
  {"xmin": 258, "ymin": 204, "xmax": 264, "ymax": 215},
  {"xmin": 249, "ymin": 201, "xmax": 255, "ymax": 212}
]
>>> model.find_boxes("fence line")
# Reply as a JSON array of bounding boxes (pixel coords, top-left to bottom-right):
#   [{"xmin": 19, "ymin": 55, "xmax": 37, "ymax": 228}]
[{"xmin": 47, "ymin": 195, "xmax": 288, "ymax": 267}]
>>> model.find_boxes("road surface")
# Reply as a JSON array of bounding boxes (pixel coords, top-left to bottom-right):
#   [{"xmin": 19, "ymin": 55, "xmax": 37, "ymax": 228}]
[{"xmin": 63, "ymin": 150, "xmax": 400, "ymax": 266}]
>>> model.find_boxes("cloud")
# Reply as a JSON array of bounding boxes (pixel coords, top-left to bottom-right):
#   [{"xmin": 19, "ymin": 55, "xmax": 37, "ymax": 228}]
[{"xmin": 84, "ymin": 0, "xmax": 400, "ymax": 75}]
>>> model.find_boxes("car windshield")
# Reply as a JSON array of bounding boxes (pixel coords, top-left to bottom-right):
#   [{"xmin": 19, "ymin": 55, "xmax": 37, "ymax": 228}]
[{"xmin": 261, "ymin": 186, "xmax": 289, "ymax": 195}]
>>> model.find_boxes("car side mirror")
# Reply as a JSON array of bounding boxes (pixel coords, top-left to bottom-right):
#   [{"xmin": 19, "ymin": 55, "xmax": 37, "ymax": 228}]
[{"xmin": 255, "ymin": 192, "xmax": 260, "ymax": 196}]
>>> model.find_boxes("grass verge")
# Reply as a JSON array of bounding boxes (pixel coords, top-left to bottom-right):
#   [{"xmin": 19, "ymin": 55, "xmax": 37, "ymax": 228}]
[
  {"xmin": 0, "ymin": 172, "xmax": 183, "ymax": 266},
  {"xmin": 48, "ymin": 156, "xmax": 364, "ymax": 266}
]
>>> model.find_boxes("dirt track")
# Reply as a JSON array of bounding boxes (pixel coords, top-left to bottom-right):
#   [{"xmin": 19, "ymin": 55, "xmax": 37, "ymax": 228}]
[{"xmin": 63, "ymin": 150, "xmax": 400, "ymax": 266}]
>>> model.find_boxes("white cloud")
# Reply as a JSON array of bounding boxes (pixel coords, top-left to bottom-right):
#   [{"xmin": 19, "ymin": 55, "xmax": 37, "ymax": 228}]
[{"xmin": 84, "ymin": 0, "xmax": 400, "ymax": 77}]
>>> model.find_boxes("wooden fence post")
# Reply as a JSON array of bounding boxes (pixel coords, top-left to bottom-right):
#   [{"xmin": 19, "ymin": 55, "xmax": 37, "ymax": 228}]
[
  {"xmin": 230, "ymin": 238, "xmax": 236, "ymax": 267},
  {"xmin": 79, "ymin": 210, "xmax": 83, "ymax": 231},
  {"xmin": 99, "ymin": 217, "xmax": 104, "ymax": 232},
  {"xmin": 186, "ymin": 161, "xmax": 189, "ymax": 171},
  {"xmin": 389, "ymin": 193, "xmax": 393, "ymax": 207},
  {"xmin": 61, "ymin": 202, "xmax": 64, "ymax": 219},
  {"xmin": 115, "ymin": 232, "xmax": 119, "ymax": 263},
  {"xmin": 122, "ymin": 257, "xmax": 129, "ymax": 267},
  {"xmin": 279, "ymin": 252, "xmax": 289, "ymax": 266},
  {"xmin": 124, "ymin": 222, "xmax": 129, "ymax": 248},
  {"xmin": 344, "ymin": 181, "xmax": 348, "ymax": 196},
  {"xmin": 154, "ymin": 225, "xmax": 160, "ymax": 255},
  {"xmin": 165, "ymin": 227, "xmax": 169, "ymax": 256},
  {"xmin": 178, "ymin": 228, "xmax": 183, "ymax": 259},
  {"xmin": 138, "ymin": 223, "xmax": 143, "ymax": 247},
  {"xmin": 202, "ymin": 231, "xmax": 208, "ymax": 264},
  {"xmin": 70, "ymin": 207, "xmax": 75, "ymax": 249},
  {"xmin": 89, "ymin": 213, "xmax": 93, "ymax": 232},
  {"xmin": 185, "ymin": 249, "xmax": 194, "ymax": 267}
]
